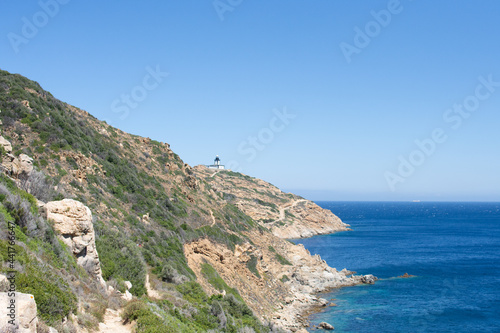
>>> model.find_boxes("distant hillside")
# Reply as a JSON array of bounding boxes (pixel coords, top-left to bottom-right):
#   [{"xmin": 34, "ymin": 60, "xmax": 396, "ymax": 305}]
[
  {"xmin": 194, "ymin": 167, "xmax": 350, "ymax": 238},
  {"xmin": 0, "ymin": 69, "xmax": 371, "ymax": 333}
]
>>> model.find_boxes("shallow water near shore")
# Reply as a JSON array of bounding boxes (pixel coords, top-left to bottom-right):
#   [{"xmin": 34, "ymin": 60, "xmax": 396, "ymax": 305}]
[{"xmin": 292, "ymin": 201, "xmax": 500, "ymax": 333}]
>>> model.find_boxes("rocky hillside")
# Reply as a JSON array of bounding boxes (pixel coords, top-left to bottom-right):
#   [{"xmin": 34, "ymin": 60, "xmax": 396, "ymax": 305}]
[
  {"xmin": 0, "ymin": 69, "xmax": 373, "ymax": 333},
  {"xmin": 194, "ymin": 167, "xmax": 350, "ymax": 239}
]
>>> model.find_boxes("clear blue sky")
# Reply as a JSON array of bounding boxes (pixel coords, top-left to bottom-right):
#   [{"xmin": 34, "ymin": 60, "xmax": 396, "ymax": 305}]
[{"xmin": 1, "ymin": 0, "xmax": 499, "ymax": 201}]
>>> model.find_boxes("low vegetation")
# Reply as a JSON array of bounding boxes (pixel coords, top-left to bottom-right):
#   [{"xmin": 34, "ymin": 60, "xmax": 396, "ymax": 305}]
[
  {"xmin": 0, "ymin": 175, "xmax": 81, "ymax": 325},
  {"xmin": 0, "ymin": 69, "xmax": 281, "ymax": 332},
  {"xmin": 119, "ymin": 283, "xmax": 271, "ymax": 333},
  {"xmin": 201, "ymin": 262, "xmax": 243, "ymax": 301}
]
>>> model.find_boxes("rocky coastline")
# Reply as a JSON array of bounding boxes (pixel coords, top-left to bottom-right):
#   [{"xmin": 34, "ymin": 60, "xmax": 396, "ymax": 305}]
[
  {"xmin": 190, "ymin": 167, "xmax": 377, "ymax": 332},
  {"xmin": 272, "ymin": 241, "xmax": 377, "ymax": 333},
  {"xmin": 0, "ymin": 70, "xmax": 375, "ymax": 332},
  {"xmin": 184, "ymin": 222, "xmax": 377, "ymax": 333}
]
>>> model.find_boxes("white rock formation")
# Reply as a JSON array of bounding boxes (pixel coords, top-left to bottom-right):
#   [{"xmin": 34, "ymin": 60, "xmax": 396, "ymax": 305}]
[
  {"xmin": 124, "ymin": 281, "xmax": 132, "ymax": 290},
  {"xmin": 0, "ymin": 292, "xmax": 38, "ymax": 333},
  {"xmin": 0, "ymin": 136, "xmax": 33, "ymax": 177},
  {"xmin": 12, "ymin": 154, "xmax": 33, "ymax": 176},
  {"xmin": 0, "ymin": 135, "xmax": 12, "ymax": 153},
  {"xmin": 122, "ymin": 290, "xmax": 133, "ymax": 301},
  {"xmin": 44, "ymin": 199, "xmax": 105, "ymax": 286}
]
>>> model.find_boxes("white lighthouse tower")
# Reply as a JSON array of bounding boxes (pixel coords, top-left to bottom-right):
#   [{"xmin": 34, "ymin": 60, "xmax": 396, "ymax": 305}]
[{"xmin": 208, "ymin": 155, "xmax": 225, "ymax": 170}]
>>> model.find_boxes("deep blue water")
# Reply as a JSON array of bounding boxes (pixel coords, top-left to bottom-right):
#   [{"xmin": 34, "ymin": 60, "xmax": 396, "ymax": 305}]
[{"xmin": 293, "ymin": 202, "xmax": 500, "ymax": 333}]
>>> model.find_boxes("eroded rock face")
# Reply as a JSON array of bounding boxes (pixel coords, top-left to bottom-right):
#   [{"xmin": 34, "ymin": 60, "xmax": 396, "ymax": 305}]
[
  {"xmin": 0, "ymin": 292, "xmax": 38, "ymax": 333},
  {"xmin": 194, "ymin": 166, "xmax": 350, "ymax": 239},
  {"xmin": 0, "ymin": 135, "xmax": 12, "ymax": 153},
  {"xmin": 184, "ymin": 231, "xmax": 376, "ymax": 332},
  {"xmin": 0, "ymin": 136, "xmax": 33, "ymax": 177},
  {"xmin": 44, "ymin": 199, "xmax": 105, "ymax": 286},
  {"xmin": 12, "ymin": 154, "xmax": 33, "ymax": 176},
  {"xmin": 60, "ymin": 151, "xmax": 105, "ymax": 182}
]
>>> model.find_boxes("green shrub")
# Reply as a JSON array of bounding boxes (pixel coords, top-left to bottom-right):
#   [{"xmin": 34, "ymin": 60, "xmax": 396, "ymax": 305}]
[
  {"xmin": 275, "ymin": 253, "xmax": 292, "ymax": 266},
  {"xmin": 175, "ymin": 281, "xmax": 207, "ymax": 304},
  {"xmin": 77, "ymin": 313, "xmax": 99, "ymax": 330},
  {"xmin": 136, "ymin": 312, "xmax": 167, "ymax": 333},
  {"xmin": 246, "ymin": 255, "xmax": 260, "ymax": 278},
  {"xmin": 95, "ymin": 226, "xmax": 146, "ymax": 296},
  {"xmin": 65, "ymin": 157, "xmax": 78, "ymax": 170},
  {"xmin": 16, "ymin": 263, "xmax": 77, "ymax": 325},
  {"xmin": 201, "ymin": 263, "xmax": 243, "ymax": 302},
  {"xmin": 122, "ymin": 300, "xmax": 149, "ymax": 323}
]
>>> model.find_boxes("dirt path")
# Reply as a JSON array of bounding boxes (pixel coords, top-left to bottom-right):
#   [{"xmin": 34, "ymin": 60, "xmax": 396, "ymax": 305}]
[
  {"xmin": 98, "ymin": 309, "xmax": 132, "ymax": 333},
  {"xmin": 211, "ymin": 170, "xmax": 223, "ymax": 178},
  {"xmin": 98, "ymin": 275, "xmax": 160, "ymax": 332},
  {"xmin": 276, "ymin": 199, "xmax": 307, "ymax": 223},
  {"xmin": 210, "ymin": 210, "xmax": 216, "ymax": 227},
  {"xmin": 145, "ymin": 274, "xmax": 162, "ymax": 299}
]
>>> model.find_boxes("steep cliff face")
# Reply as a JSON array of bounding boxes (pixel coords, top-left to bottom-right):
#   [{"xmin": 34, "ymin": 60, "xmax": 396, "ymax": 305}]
[
  {"xmin": 0, "ymin": 69, "xmax": 370, "ymax": 332},
  {"xmin": 194, "ymin": 166, "xmax": 350, "ymax": 239},
  {"xmin": 185, "ymin": 229, "xmax": 365, "ymax": 332}
]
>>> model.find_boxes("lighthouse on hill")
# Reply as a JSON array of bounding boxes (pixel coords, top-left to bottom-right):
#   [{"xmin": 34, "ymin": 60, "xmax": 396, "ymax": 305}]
[{"xmin": 207, "ymin": 155, "xmax": 225, "ymax": 170}]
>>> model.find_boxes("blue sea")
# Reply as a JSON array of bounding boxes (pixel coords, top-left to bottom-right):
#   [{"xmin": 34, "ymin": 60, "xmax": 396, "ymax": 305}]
[{"xmin": 293, "ymin": 202, "xmax": 500, "ymax": 333}]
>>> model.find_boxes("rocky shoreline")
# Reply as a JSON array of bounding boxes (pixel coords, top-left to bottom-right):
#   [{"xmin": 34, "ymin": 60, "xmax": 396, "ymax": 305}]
[
  {"xmin": 271, "ymin": 231, "xmax": 378, "ymax": 333},
  {"xmin": 294, "ymin": 274, "xmax": 378, "ymax": 332},
  {"xmin": 190, "ymin": 166, "xmax": 377, "ymax": 331},
  {"xmin": 273, "ymin": 264, "xmax": 377, "ymax": 332},
  {"xmin": 264, "ymin": 236, "xmax": 377, "ymax": 332}
]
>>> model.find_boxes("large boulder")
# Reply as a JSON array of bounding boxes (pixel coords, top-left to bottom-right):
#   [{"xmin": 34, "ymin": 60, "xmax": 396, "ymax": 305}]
[
  {"xmin": 0, "ymin": 292, "xmax": 38, "ymax": 332},
  {"xmin": 319, "ymin": 322, "xmax": 335, "ymax": 330},
  {"xmin": 0, "ymin": 135, "xmax": 33, "ymax": 177},
  {"xmin": 361, "ymin": 274, "xmax": 377, "ymax": 284},
  {"xmin": 44, "ymin": 199, "xmax": 105, "ymax": 286},
  {"xmin": 12, "ymin": 154, "xmax": 33, "ymax": 176}
]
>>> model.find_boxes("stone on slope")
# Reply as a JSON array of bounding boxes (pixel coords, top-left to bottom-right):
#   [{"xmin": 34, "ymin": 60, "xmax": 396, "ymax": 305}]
[
  {"xmin": 0, "ymin": 135, "xmax": 12, "ymax": 153},
  {"xmin": 0, "ymin": 292, "xmax": 38, "ymax": 333}
]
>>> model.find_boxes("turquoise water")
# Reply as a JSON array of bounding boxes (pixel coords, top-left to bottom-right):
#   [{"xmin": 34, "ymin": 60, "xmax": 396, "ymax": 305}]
[{"xmin": 293, "ymin": 202, "xmax": 500, "ymax": 333}]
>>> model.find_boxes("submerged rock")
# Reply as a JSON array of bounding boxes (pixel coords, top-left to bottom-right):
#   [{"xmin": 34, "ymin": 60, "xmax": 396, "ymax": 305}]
[{"xmin": 398, "ymin": 273, "xmax": 416, "ymax": 278}]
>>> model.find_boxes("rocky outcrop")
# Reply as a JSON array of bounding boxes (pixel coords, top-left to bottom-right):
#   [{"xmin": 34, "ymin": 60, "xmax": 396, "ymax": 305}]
[
  {"xmin": 270, "ymin": 200, "xmax": 350, "ymax": 239},
  {"xmin": 361, "ymin": 274, "xmax": 377, "ymax": 284},
  {"xmin": 185, "ymin": 230, "xmax": 376, "ymax": 332},
  {"xmin": 319, "ymin": 322, "xmax": 335, "ymax": 330},
  {"xmin": 0, "ymin": 292, "xmax": 38, "ymax": 333},
  {"xmin": 43, "ymin": 199, "xmax": 105, "ymax": 286},
  {"xmin": 0, "ymin": 135, "xmax": 12, "ymax": 153},
  {"xmin": 12, "ymin": 154, "xmax": 34, "ymax": 176},
  {"xmin": 2, "ymin": 153, "xmax": 34, "ymax": 177},
  {"xmin": 194, "ymin": 166, "xmax": 350, "ymax": 239},
  {"xmin": 0, "ymin": 135, "xmax": 33, "ymax": 177},
  {"xmin": 60, "ymin": 151, "xmax": 105, "ymax": 182},
  {"xmin": 398, "ymin": 273, "xmax": 416, "ymax": 278}
]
